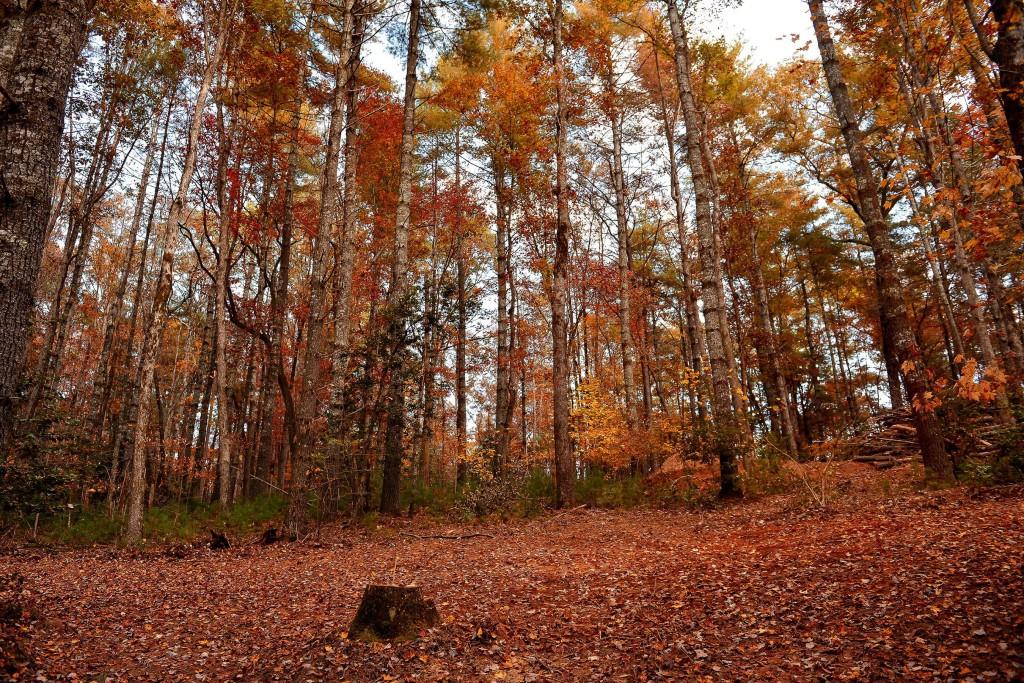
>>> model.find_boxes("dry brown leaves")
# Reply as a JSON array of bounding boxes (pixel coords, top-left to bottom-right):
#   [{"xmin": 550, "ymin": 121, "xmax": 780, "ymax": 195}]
[{"xmin": 4, "ymin": 465, "xmax": 1023, "ymax": 681}]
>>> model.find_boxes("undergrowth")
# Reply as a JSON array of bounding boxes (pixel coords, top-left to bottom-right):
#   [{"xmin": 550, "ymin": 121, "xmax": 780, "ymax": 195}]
[{"xmin": 35, "ymin": 494, "xmax": 287, "ymax": 546}]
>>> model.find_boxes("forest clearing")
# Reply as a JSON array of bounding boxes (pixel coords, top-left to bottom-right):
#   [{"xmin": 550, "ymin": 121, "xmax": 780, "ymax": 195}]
[
  {"xmin": 6, "ymin": 0, "xmax": 1024, "ymax": 678},
  {"xmin": 3, "ymin": 462, "xmax": 1023, "ymax": 681}
]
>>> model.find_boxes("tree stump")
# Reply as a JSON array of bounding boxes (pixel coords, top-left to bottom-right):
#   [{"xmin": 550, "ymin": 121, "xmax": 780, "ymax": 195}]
[
  {"xmin": 349, "ymin": 585, "xmax": 439, "ymax": 641},
  {"xmin": 208, "ymin": 530, "xmax": 230, "ymax": 550}
]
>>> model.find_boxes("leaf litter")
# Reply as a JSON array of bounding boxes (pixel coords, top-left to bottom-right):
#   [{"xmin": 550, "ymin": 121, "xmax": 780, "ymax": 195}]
[{"xmin": 3, "ymin": 466, "xmax": 1023, "ymax": 681}]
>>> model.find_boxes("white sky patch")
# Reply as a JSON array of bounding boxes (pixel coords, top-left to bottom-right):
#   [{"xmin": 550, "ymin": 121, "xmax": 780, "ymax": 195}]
[
  {"xmin": 702, "ymin": 0, "xmax": 815, "ymax": 66},
  {"xmin": 363, "ymin": 40, "xmax": 404, "ymax": 84},
  {"xmin": 362, "ymin": 0, "xmax": 816, "ymax": 82}
]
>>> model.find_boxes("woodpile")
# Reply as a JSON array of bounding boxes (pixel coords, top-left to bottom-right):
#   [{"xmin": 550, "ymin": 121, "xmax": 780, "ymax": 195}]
[{"xmin": 838, "ymin": 409, "xmax": 1008, "ymax": 469}]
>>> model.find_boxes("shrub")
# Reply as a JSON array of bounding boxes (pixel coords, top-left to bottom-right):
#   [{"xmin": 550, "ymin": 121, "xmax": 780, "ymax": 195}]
[
  {"xmin": 955, "ymin": 411, "xmax": 1024, "ymax": 485},
  {"xmin": 740, "ymin": 455, "xmax": 792, "ymax": 497},
  {"xmin": 0, "ymin": 459, "xmax": 71, "ymax": 528},
  {"xmin": 455, "ymin": 476, "xmax": 524, "ymax": 518},
  {"xmin": 39, "ymin": 494, "xmax": 288, "ymax": 546},
  {"xmin": 402, "ymin": 479, "xmax": 455, "ymax": 516},
  {"xmin": 575, "ymin": 469, "xmax": 645, "ymax": 508}
]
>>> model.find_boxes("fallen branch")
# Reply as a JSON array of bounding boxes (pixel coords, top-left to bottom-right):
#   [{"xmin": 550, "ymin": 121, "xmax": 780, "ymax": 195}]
[
  {"xmin": 400, "ymin": 531, "xmax": 496, "ymax": 540},
  {"xmin": 547, "ymin": 504, "xmax": 587, "ymax": 521}
]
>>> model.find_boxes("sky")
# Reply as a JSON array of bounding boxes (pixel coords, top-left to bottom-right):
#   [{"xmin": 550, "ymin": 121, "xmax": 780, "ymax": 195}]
[
  {"xmin": 715, "ymin": 0, "xmax": 814, "ymax": 66},
  {"xmin": 364, "ymin": 0, "xmax": 816, "ymax": 82}
]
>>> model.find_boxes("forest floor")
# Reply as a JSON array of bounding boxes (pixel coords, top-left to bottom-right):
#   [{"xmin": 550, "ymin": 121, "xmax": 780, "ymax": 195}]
[{"xmin": 4, "ymin": 462, "xmax": 1024, "ymax": 682}]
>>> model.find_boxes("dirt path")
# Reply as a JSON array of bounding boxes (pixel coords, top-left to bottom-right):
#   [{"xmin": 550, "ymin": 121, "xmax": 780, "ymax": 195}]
[{"xmin": 6, "ymin": 474, "xmax": 1024, "ymax": 681}]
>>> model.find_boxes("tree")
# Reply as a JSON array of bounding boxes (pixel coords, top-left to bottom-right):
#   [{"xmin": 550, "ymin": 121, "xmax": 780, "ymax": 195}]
[
  {"xmin": 124, "ymin": 0, "xmax": 235, "ymax": 543},
  {"xmin": 0, "ymin": 0, "xmax": 93, "ymax": 453},
  {"xmin": 807, "ymin": 0, "xmax": 952, "ymax": 482},
  {"xmin": 380, "ymin": 0, "xmax": 422, "ymax": 515},
  {"xmin": 665, "ymin": 0, "xmax": 743, "ymax": 497},
  {"xmin": 551, "ymin": 0, "xmax": 576, "ymax": 508}
]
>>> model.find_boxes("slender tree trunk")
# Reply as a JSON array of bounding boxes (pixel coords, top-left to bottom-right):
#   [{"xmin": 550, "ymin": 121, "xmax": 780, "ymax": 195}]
[
  {"xmin": 28, "ymin": 117, "xmax": 125, "ymax": 419},
  {"xmin": 455, "ymin": 121, "xmax": 468, "ymax": 487},
  {"xmin": 214, "ymin": 88, "xmax": 233, "ymax": 507},
  {"xmin": 192, "ymin": 332, "xmax": 217, "ymax": 498},
  {"xmin": 652, "ymin": 47, "xmax": 710, "ymax": 420},
  {"xmin": 93, "ymin": 107, "xmax": 165, "ymax": 436},
  {"xmin": 892, "ymin": 12, "xmax": 1014, "ymax": 415},
  {"xmin": 379, "ymin": 0, "xmax": 420, "ymax": 515},
  {"xmin": 551, "ymin": 0, "xmax": 575, "ymax": 508},
  {"xmin": 257, "ymin": 113, "xmax": 300, "ymax": 493},
  {"xmin": 741, "ymin": 174, "xmax": 798, "ymax": 454},
  {"xmin": 124, "ymin": 4, "xmax": 232, "ymax": 542},
  {"xmin": 494, "ymin": 156, "xmax": 512, "ymax": 469},
  {"xmin": 807, "ymin": 0, "xmax": 951, "ymax": 481},
  {"xmin": 291, "ymin": 0, "xmax": 355, "ymax": 527},
  {"xmin": 666, "ymin": 0, "xmax": 741, "ymax": 497},
  {"xmin": 609, "ymin": 106, "xmax": 636, "ymax": 426},
  {"xmin": 327, "ymin": 0, "xmax": 362, "ymax": 484},
  {"xmin": 179, "ymin": 291, "xmax": 215, "ymax": 497}
]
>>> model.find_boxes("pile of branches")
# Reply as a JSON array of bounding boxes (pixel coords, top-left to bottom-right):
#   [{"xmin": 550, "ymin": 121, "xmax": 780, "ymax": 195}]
[{"xmin": 835, "ymin": 408, "xmax": 1008, "ymax": 469}]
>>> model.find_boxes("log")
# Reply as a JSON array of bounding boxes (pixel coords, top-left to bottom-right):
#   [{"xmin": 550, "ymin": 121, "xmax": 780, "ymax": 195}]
[
  {"xmin": 349, "ymin": 585, "xmax": 439, "ymax": 641},
  {"xmin": 399, "ymin": 532, "xmax": 495, "ymax": 540},
  {"xmin": 874, "ymin": 457, "xmax": 917, "ymax": 470}
]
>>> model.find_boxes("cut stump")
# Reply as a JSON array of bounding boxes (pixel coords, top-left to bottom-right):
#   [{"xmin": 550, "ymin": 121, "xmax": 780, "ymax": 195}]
[
  {"xmin": 349, "ymin": 585, "xmax": 439, "ymax": 641},
  {"xmin": 259, "ymin": 527, "xmax": 279, "ymax": 546},
  {"xmin": 209, "ymin": 530, "xmax": 230, "ymax": 550}
]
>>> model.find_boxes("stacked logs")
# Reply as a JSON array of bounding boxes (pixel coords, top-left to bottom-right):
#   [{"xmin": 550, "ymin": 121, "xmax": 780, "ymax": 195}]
[{"xmin": 839, "ymin": 409, "xmax": 1008, "ymax": 469}]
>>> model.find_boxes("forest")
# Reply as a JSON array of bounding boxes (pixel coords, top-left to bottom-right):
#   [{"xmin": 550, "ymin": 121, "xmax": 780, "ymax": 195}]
[{"xmin": 1, "ymin": 0, "xmax": 1023, "ymax": 679}]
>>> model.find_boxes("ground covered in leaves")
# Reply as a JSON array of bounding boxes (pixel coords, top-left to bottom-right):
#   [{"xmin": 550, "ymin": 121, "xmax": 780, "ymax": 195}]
[{"xmin": 4, "ymin": 464, "xmax": 1024, "ymax": 681}]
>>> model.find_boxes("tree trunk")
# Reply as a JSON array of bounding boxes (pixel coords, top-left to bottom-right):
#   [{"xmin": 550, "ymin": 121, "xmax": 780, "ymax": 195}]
[
  {"xmin": 807, "ymin": 0, "xmax": 952, "ymax": 482},
  {"xmin": 214, "ymin": 86, "xmax": 234, "ymax": 507},
  {"xmin": 892, "ymin": 10, "xmax": 1014, "ymax": 415},
  {"xmin": 0, "ymin": 8, "xmax": 24, "ymax": 82},
  {"xmin": 0, "ymin": 0, "xmax": 91, "ymax": 453},
  {"xmin": 652, "ymin": 46, "xmax": 710, "ymax": 421},
  {"xmin": 551, "ymin": 0, "xmax": 575, "ymax": 508},
  {"xmin": 741, "ymin": 172, "xmax": 798, "ymax": 455},
  {"xmin": 327, "ymin": 0, "xmax": 362, "ymax": 487},
  {"xmin": 494, "ymin": 165, "xmax": 517, "ymax": 474},
  {"xmin": 291, "ymin": 0, "xmax": 355, "ymax": 527},
  {"xmin": 124, "ymin": 3, "xmax": 232, "ymax": 542},
  {"xmin": 93, "ymin": 105, "xmax": 166, "ymax": 436},
  {"xmin": 609, "ymin": 105, "xmax": 636, "ymax": 426},
  {"xmin": 455, "ymin": 121, "xmax": 468, "ymax": 487},
  {"xmin": 380, "ymin": 0, "xmax": 420, "ymax": 515},
  {"xmin": 991, "ymin": 0, "xmax": 1024, "ymax": 162},
  {"xmin": 666, "ymin": 0, "xmax": 741, "ymax": 497}
]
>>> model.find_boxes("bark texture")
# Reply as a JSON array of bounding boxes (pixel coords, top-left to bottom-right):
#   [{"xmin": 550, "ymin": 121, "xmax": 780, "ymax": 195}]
[
  {"xmin": 551, "ymin": 0, "xmax": 576, "ymax": 508},
  {"xmin": 666, "ymin": 0, "xmax": 741, "ymax": 497},
  {"xmin": 992, "ymin": 0, "xmax": 1024, "ymax": 162},
  {"xmin": 380, "ymin": 0, "xmax": 420, "ymax": 515},
  {"xmin": 0, "ymin": 0, "xmax": 91, "ymax": 452}
]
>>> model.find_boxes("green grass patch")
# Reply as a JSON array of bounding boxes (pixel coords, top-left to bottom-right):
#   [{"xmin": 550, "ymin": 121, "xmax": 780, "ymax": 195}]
[{"xmin": 37, "ymin": 494, "xmax": 288, "ymax": 546}]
